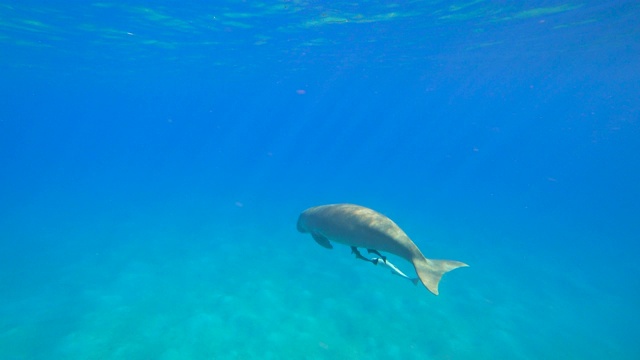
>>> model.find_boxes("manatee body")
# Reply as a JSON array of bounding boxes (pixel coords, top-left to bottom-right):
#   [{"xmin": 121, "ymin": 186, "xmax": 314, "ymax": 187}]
[{"xmin": 297, "ymin": 203, "xmax": 468, "ymax": 295}]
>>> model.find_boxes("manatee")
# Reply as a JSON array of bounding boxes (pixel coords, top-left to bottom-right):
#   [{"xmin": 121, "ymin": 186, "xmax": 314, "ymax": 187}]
[{"xmin": 297, "ymin": 204, "xmax": 468, "ymax": 295}]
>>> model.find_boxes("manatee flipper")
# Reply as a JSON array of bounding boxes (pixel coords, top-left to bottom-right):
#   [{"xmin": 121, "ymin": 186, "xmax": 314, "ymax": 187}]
[{"xmin": 311, "ymin": 232, "xmax": 333, "ymax": 249}]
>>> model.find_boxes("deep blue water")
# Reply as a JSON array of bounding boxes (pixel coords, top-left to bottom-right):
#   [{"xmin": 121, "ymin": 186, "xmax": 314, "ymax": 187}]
[{"xmin": 1, "ymin": 1, "xmax": 639, "ymax": 359}]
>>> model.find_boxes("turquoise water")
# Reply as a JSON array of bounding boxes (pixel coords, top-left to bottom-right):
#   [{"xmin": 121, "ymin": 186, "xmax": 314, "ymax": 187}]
[{"xmin": 1, "ymin": 1, "xmax": 639, "ymax": 359}]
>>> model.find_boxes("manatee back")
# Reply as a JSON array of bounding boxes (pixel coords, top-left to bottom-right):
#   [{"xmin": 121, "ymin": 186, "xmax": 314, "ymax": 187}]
[{"xmin": 301, "ymin": 204, "xmax": 416, "ymax": 258}]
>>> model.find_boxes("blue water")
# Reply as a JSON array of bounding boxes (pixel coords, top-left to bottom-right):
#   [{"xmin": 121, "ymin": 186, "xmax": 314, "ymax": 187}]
[{"xmin": 1, "ymin": 1, "xmax": 639, "ymax": 359}]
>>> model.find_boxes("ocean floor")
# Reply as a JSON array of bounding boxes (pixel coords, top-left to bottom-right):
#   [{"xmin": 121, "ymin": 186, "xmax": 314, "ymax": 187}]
[{"xmin": 0, "ymin": 221, "xmax": 637, "ymax": 360}]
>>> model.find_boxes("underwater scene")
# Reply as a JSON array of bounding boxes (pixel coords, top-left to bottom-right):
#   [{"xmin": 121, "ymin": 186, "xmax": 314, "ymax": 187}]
[{"xmin": 1, "ymin": 1, "xmax": 639, "ymax": 359}]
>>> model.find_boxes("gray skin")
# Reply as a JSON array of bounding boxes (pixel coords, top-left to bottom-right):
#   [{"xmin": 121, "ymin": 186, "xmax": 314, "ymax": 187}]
[{"xmin": 297, "ymin": 204, "xmax": 468, "ymax": 295}]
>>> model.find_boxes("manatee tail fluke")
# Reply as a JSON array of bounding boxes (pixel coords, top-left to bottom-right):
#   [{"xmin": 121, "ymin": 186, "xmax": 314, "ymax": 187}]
[{"xmin": 413, "ymin": 256, "xmax": 468, "ymax": 295}]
